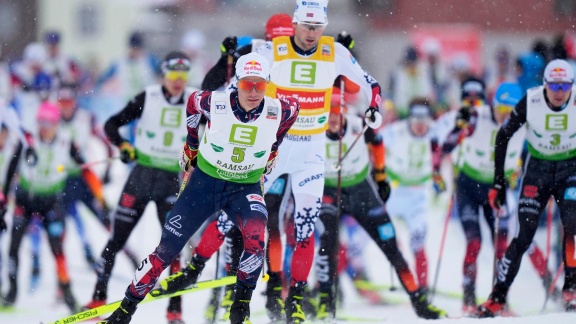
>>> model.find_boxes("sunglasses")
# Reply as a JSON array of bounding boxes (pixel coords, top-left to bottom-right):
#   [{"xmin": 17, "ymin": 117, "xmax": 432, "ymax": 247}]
[
  {"xmin": 495, "ymin": 104, "xmax": 514, "ymax": 114},
  {"xmin": 547, "ymin": 82, "xmax": 572, "ymax": 92},
  {"xmin": 237, "ymin": 79, "xmax": 267, "ymax": 92},
  {"xmin": 297, "ymin": 22, "xmax": 326, "ymax": 31},
  {"xmin": 165, "ymin": 71, "xmax": 189, "ymax": 81},
  {"xmin": 462, "ymin": 99, "xmax": 484, "ymax": 107}
]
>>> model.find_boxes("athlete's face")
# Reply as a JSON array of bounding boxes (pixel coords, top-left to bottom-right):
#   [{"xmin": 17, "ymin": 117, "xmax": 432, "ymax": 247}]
[
  {"xmin": 293, "ymin": 22, "xmax": 325, "ymax": 51},
  {"xmin": 327, "ymin": 111, "xmax": 345, "ymax": 133},
  {"xmin": 545, "ymin": 82, "xmax": 572, "ymax": 107},
  {"xmin": 38, "ymin": 121, "xmax": 58, "ymax": 142},
  {"xmin": 409, "ymin": 117, "xmax": 431, "ymax": 137},
  {"xmin": 58, "ymin": 98, "xmax": 76, "ymax": 120},
  {"xmin": 237, "ymin": 76, "xmax": 267, "ymax": 111}
]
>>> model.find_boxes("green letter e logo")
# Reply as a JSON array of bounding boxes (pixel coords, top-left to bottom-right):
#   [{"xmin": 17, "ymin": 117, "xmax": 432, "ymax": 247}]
[
  {"xmin": 230, "ymin": 125, "xmax": 257, "ymax": 145},
  {"xmin": 291, "ymin": 62, "xmax": 316, "ymax": 84}
]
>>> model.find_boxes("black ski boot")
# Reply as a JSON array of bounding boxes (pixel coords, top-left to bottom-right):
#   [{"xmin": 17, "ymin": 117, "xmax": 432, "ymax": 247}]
[
  {"xmin": 160, "ymin": 255, "xmax": 206, "ymax": 293},
  {"xmin": 462, "ymin": 284, "xmax": 476, "ymax": 315},
  {"xmin": 59, "ymin": 282, "xmax": 78, "ymax": 313},
  {"xmin": 104, "ymin": 297, "xmax": 139, "ymax": 324},
  {"xmin": 285, "ymin": 282, "xmax": 307, "ymax": 323},
  {"xmin": 409, "ymin": 287, "xmax": 447, "ymax": 319},
  {"xmin": 166, "ymin": 296, "xmax": 184, "ymax": 324},
  {"xmin": 2, "ymin": 278, "xmax": 17, "ymax": 306},
  {"xmin": 264, "ymin": 271, "xmax": 284, "ymax": 321},
  {"xmin": 229, "ymin": 284, "xmax": 253, "ymax": 324}
]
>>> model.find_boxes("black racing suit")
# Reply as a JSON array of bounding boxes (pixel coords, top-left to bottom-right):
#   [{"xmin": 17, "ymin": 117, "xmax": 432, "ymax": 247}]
[
  {"xmin": 92, "ymin": 86, "xmax": 184, "ymax": 315},
  {"xmin": 492, "ymin": 89, "xmax": 576, "ymax": 298}
]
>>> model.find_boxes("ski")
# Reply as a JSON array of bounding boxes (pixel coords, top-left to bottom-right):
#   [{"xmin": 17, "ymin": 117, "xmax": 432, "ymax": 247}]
[{"xmin": 46, "ymin": 276, "xmax": 236, "ymax": 324}]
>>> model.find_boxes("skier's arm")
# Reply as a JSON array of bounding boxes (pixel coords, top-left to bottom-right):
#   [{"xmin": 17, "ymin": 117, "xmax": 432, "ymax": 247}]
[
  {"xmin": 185, "ymin": 91, "xmax": 212, "ymax": 150},
  {"xmin": 69, "ymin": 142, "xmax": 86, "ymax": 165},
  {"xmin": 494, "ymin": 96, "xmax": 527, "ymax": 186},
  {"xmin": 3, "ymin": 142, "xmax": 23, "ymax": 196},
  {"xmin": 364, "ymin": 126, "xmax": 385, "ymax": 170},
  {"xmin": 103, "ymin": 92, "xmax": 146, "ymax": 146},
  {"xmin": 90, "ymin": 114, "xmax": 114, "ymax": 158},
  {"xmin": 441, "ymin": 109, "xmax": 479, "ymax": 155},
  {"xmin": 271, "ymin": 97, "xmax": 300, "ymax": 156},
  {"xmin": 334, "ymin": 43, "xmax": 382, "ymax": 111}
]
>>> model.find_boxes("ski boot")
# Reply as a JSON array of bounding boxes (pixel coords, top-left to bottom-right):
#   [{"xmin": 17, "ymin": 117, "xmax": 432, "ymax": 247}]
[
  {"xmin": 409, "ymin": 287, "xmax": 447, "ymax": 319},
  {"xmin": 60, "ymin": 282, "xmax": 78, "ymax": 313},
  {"xmin": 82, "ymin": 279, "xmax": 108, "ymax": 311},
  {"xmin": 220, "ymin": 284, "xmax": 235, "ymax": 321},
  {"xmin": 229, "ymin": 284, "xmax": 253, "ymax": 324},
  {"xmin": 285, "ymin": 282, "xmax": 307, "ymax": 323},
  {"xmin": 564, "ymin": 289, "xmax": 576, "ymax": 311},
  {"xmin": 104, "ymin": 297, "xmax": 139, "ymax": 324},
  {"xmin": 264, "ymin": 272, "xmax": 285, "ymax": 321},
  {"xmin": 315, "ymin": 292, "xmax": 334, "ymax": 321},
  {"xmin": 160, "ymin": 256, "xmax": 206, "ymax": 294},
  {"xmin": 476, "ymin": 290, "xmax": 507, "ymax": 318},
  {"xmin": 166, "ymin": 296, "xmax": 184, "ymax": 324},
  {"xmin": 462, "ymin": 285, "xmax": 476, "ymax": 316},
  {"xmin": 2, "ymin": 278, "xmax": 17, "ymax": 307}
]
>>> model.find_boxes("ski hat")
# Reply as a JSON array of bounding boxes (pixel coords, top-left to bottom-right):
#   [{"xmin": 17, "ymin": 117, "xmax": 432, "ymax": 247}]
[
  {"xmin": 408, "ymin": 102, "xmax": 432, "ymax": 119},
  {"xmin": 161, "ymin": 51, "xmax": 192, "ymax": 73},
  {"xmin": 461, "ymin": 77, "xmax": 485, "ymax": 100},
  {"xmin": 44, "ymin": 31, "xmax": 61, "ymax": 45},
  {"xmin": 235, "ymin": 52, "xmax": 270, "ymax": 81},
  {"xmin": 265, "ymin": 13, "xmax": 295, "ymax": 40},
  {"xmin": 36, "ymin": 101, "xmax": 61, "ymax": 123},
  {"xmin": 293, "ymin": 0, "xmax": 328, "ymax": 26},
  {"xmin": 23, "ymin": 42, "xmax": 47, "ymax": 64},
  {"xmin": 493, "ymin": 82, "xmax": 523, "ymax": 107},
  {"xmin": 543, "ymin": 59, "xmax": 574, "ymax": 84}
]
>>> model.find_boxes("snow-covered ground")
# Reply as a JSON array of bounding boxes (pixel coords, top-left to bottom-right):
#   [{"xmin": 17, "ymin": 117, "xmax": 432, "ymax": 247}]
[{"xmin": 1, "ymin": 159, "xmax": 575, "ymax": 324}]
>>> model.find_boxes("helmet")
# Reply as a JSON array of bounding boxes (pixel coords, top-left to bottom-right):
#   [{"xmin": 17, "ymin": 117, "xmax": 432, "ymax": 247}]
[
  {"xmin": 23, "ymin": 42, "xmax": 47, "ymax": 64},
  {"xmin": 36, "ymin": 102, "xmax": 61, "ymax": 123},
  {"xmin": 493, "ymin": 82, "xmax": 523, "ymax": 107},
  {"xmin": 461, "ymin": 77, "xmax": 485, "ymax": 101},
  {"xmin": 265, "ymin": 13, "xmax": 295, "ymax": 40},
  {"xmin": 161, "ymin": 51, "xmax": 191, "ymax": 73}
]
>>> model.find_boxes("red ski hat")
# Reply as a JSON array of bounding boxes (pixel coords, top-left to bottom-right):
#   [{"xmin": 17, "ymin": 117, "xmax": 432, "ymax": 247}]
[
  {"xmin": 36, "ymin": 101, "xmax": 61, "ymax": 123},
  {"xmin": 265, "ymin": 14, "xmax": 295, "ymax": 41}
]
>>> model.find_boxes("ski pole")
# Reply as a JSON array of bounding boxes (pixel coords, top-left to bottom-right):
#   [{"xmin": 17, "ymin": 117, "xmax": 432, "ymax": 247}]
[
  {"xmin": 541, "ymin": 262, "xmax": 564, "ymax": 312},
  {"xmin": 430, "ymin": 194, "xmax": 453, "ymax": 302},
  {"xmin": 56, "ymin": 156, "xmax": 119, "ymax": 173},
  {"xmin": 545, "ymin": 198, "xmax": 554, "ymax": 264},
  {"xmin": 332, "ymin": 124, "xmax": 369, "ymax": 171},
  {"xmin": 492, "ymin": 209, "xmax": 501, "ymax": 284}
]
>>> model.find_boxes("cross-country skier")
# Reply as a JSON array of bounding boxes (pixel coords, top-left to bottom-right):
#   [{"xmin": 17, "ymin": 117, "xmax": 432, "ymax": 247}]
[
  {"xmin": 477, "ymin": 59, "xmax": 576, "ymax": 316},
  {"xmin": 102, "ymin": 51, "xmax": 299, "ymax": 324}
]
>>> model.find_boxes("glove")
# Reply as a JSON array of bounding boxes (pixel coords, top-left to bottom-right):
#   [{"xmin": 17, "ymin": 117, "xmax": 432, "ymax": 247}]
[
  {"xmin": 373, "ymin": 168, "xmax": 391, "ymax": 203},
  {"xmin": 119, "ymin": 142, "xmax": 136, "ymax": 164},
  {"xmin": 336, "ymin": 31, "xmax": 355, "ymax": 51},
  {"xmin": 264, "ymin": 151, "xmax": 278, "ymax": 175},
  {"xmin": 365, "ymin": 107, "xmax": 383, "ymax": 129},
  {"xmin": 25, "ymin": 147, "xmax": 38, "ymax": 166},
  {"xmin": 102, "ymin": 164, "xmax": 112, "ymax": 185},
  {"xmin": 432, "ymin": 172, "xmax": 446, "ymax": 194},
  {"xmin": 455, "ymin": 106, "xmax": 473, "ymax": 129},
  {"xmin": 179, "ymin": 143, "xmax": 198, "ymax": 172},
  {"xmin": 221, "ymin": 36, "xmax": 238, "ymax": 57},
  {"xmin": 489, "ymin": 183, "xmax": 506, "ymax": 211}
]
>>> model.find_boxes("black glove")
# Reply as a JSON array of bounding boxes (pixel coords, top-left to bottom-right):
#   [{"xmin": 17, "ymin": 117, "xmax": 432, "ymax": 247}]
[
  {"xmin": 455, "ymin": 106, "xmax": 473, "ymax": 129},
  {"xmin": 25, "ymin": 147, "xmax": 38, "ymax": 166},
  {"xmin": 336, "ymin": 31, "xmax": 354, "ymax": 51},
  {"xmin": 373, "ymin": 168, "xmax": 391, "ymax": 203},
  {"xmin": 0, "ymin": 194, "xmax": 6, "ymax": 232},
  {"xmin": 221, "ymin": 36, "xmax": 238, "ymax": 57},
  {"xmin": 489, "ymin": 183, "xmax": 506, "ymax": 210},
  {"xmin": 102, "ymin": 164, "xmax": 112, "ymax": 185},
  {"xmin": 0, "ymin": 217, "xmax": 6, "ymax": 232}
]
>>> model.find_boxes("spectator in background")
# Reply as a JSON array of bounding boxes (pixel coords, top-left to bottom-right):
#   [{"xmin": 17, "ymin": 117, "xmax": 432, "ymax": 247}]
[
  {"xmin": 43, "ymin": 31, "xmax": 82, "ymax": 87},
  {"xmin": 516, "ymin": 41, "xmax": 546, "ymax": 92},
  {"xmin": 0, "ymin": 45, "xmax": 12, "ymax": 101},
  {"xmin": 180, "ymin": 29, "xmax": 212, "ymax": 89},
  {"xmin": 422, "ymin": 38, "xmax": 449, "ymax": 109},
  {"xmin": 485, "ymin": 47, "xmax": 516, "ymax": 103},
  {"xmin": 96, "ymin": 31, "xmax": 161, "ymax": 126},
  {"xmin": 389, "ymin": 46, "xmax": 434, "ymax": 119}
]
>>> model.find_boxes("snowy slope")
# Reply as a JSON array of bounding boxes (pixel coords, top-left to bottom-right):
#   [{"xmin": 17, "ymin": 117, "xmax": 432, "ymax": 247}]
[{"xmin": 1, "ymin": 160, "xmax": 575, "ymax": 324}]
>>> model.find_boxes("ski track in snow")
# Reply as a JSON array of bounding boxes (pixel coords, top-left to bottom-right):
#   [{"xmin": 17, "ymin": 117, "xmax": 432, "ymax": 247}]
[{"xmin": 1, "ymin": 160, "xmax": 575, "ymax": 323}]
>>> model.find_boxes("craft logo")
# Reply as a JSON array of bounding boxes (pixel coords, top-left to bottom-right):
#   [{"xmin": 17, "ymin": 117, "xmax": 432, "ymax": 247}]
[
  {"xmin": 277, "ymin": 44, "xmax": 288, "ymax": 56},
  {"xmin": 215, "ymin": 101, "xmax": 226, "ymax": 114}
]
